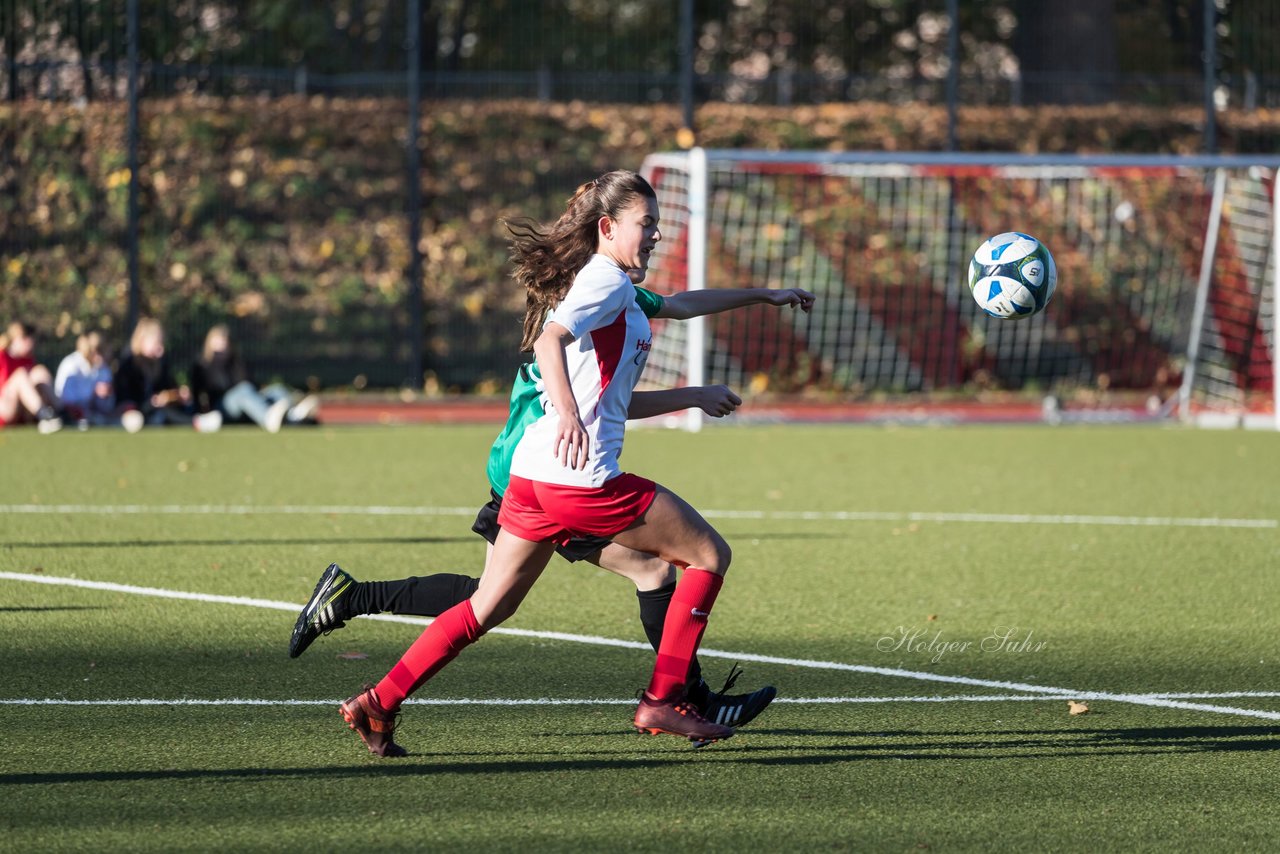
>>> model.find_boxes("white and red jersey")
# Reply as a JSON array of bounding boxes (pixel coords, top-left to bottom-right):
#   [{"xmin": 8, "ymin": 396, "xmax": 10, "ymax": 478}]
[{"xmin": 510, "ymin": 254, "xmax": 653, "ymax": 488}]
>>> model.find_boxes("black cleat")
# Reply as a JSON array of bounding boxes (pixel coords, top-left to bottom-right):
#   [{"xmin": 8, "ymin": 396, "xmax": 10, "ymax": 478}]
[
  {"xmin": 289, "ymin": 563, "xmax": 356, "ymax": 658},
  {"xmin": 692, "ymin": 664, "xmax": 777, "ymax": 728}
]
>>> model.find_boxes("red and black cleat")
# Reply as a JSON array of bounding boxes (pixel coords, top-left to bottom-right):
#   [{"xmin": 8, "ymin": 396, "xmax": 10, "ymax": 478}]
[
  {"xmin": 340, "ymin": 687, "xmax": 408, "ymax": 758},
  {"xmin": 634, "ymin": 691, "xmax": 735, "ymax": 748}
]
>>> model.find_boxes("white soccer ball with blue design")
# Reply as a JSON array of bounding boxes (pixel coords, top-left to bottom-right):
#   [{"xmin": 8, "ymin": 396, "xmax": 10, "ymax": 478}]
[{"xmin": 967, "ymin": 232, "xmax": 1057, "ymax": 320}]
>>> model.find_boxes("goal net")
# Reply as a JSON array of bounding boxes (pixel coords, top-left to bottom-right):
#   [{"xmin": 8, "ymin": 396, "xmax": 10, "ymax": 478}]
[{"xmin": 638, "ymin": 149, "xmax": 1279, "ymax": 429}]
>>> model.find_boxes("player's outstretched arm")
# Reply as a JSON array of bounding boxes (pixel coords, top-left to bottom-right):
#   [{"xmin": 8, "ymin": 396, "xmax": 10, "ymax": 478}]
[
  {"xmin": 627, "ymin": 385, "xmax": 742, "ymax": 420},
  {"xmin": 655, "ymin": 287, "xmax": 815, "ymax": 320}
]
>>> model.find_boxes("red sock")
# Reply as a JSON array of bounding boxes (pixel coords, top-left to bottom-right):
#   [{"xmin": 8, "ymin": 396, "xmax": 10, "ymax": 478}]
[
  {"xmin": 374, "ymin": 599, "xmax": 483, "ymax": 711},
  {"xmin": 646, "ymin": 568, "xmax": 723, "ymax": 700}
]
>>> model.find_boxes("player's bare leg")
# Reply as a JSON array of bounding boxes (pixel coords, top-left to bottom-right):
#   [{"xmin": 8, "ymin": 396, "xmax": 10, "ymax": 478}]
[
  {"xmin": 341, "ymin": 532, "xmax": 555, "ymax": 757},
  {"xmin": 0, "ymin": 365, "xmax": 62, "ymax": 432},
  {"xmin": 611, "ymin": 486, "xmax": 738, "ymax": 746},
  {"xmin": 588, "ymin": 542, "xmax": 776, "ymax": 728}
]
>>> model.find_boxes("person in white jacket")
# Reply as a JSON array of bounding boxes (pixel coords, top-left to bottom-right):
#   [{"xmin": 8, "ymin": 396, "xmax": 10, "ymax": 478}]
[{"xmin": 54, "ymin": 331, "xmax": 143, "ymax": 432}]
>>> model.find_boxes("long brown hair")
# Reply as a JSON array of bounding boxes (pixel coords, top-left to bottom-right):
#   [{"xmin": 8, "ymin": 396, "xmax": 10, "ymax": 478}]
[{"xmin": 507, "ymin": 170, "xmax": 656, "ymax": 351}]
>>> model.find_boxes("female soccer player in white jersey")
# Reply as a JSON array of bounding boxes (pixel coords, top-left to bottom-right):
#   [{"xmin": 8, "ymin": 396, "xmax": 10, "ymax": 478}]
[
  {"xmin": 292, "ymin": 276, "xmax": 814, "ymax": 730},
  {"xmin": 336, "ymin": 171, "xmax": 810, "ymax": 755}
]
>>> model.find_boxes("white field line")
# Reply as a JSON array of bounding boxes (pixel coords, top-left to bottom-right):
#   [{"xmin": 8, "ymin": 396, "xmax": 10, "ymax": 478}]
[
  {"xmin": 3, "ymin": 571, "xmax": 1279, "ymax": 722},
  {"xmin": 0, "ymin": 503, "xmax": 478, "ymax": 518},
  {"xmin": 4, "ymin": 692, "xmax": 1280, "ymax": 708},
  {"xmin": 0, "ymin": 503, "xmax": 1275, "ymax": 530}
]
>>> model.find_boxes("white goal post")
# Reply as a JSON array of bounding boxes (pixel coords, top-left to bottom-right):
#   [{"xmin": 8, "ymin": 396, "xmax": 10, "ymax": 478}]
[{"xmin": 639, "ymin": 149, "xmax": 1280, "ymax": 430}]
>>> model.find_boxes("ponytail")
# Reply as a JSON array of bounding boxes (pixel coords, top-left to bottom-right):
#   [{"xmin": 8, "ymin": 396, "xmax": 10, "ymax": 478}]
[{"xmin": 508, "ymin": 171, "xmax": 655, "ymax": 352}]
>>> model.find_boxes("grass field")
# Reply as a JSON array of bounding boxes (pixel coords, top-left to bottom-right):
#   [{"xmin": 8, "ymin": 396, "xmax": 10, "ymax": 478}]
[{"xmin": 3, "ymin": 423, "xmax": 1278, "ymax": 851}]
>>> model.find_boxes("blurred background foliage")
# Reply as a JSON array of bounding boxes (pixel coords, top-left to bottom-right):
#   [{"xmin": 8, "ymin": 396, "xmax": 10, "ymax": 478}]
[
  {"xmin": 3, "ymin": 1, "xmax": 1280, "ymax": 392},
  {"xmin": 9, "ymin": 1, "xmax": 1278, "ymax": 104}
]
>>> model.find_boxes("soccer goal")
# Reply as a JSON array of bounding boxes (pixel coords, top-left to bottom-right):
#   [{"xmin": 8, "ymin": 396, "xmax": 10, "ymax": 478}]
[{"xmin": 638, "ymin": 149, "xmax": 1279, "ymax": 430}]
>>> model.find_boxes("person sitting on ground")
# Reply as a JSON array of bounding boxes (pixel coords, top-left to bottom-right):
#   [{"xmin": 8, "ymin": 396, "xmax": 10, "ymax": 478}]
[
  {"xmin": 114, "ymin": 317, "xmax": 221, "ymax": 432},
  {"xmin": 0, "ymin": 322, "xmax": 65, "ymax": 434},
  {"xmin": 54, "ymin": 329, "xmax": 144, "ymax": 432},
  {"xmin": 190, "ymin": 324, "xmax": 319, "ymax": 433}
]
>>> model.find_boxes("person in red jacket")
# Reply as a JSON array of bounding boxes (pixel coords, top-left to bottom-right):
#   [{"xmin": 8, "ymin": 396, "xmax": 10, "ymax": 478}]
[{"xmin": 0, "ymin": 322, "xmax": 64, "ymax": 434}]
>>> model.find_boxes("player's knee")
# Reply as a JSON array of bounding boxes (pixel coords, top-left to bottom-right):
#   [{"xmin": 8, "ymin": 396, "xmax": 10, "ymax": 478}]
[
  {"xmin": 28, "ymin": 365, "xmax": 51, "ymax": 385},
  {"xmin": 635, "ymin": 557, "xmax": 676, "ymax": 589},
  {"xmin": 717, "ymin": 539, "xmax": 733, "ymax": 573},
  {"xmin": 697, "ymin": 535, "xmax": 732, "ymax": 575}
]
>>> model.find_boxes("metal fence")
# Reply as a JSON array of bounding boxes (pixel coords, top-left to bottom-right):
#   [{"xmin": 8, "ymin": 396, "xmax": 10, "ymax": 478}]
[
  {"xmin": 4, "ymin": 0, "xmax": 1279, "ymax": 392},
  {"xmin": 11, "ymin": 2, "xmax": 1280, "ymax": 108}
]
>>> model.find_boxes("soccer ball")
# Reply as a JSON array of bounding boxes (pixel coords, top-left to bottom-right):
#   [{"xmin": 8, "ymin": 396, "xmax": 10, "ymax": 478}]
[{"xmin": 967, "ymin": 232, "xmax": 1057, "ymax": 320}]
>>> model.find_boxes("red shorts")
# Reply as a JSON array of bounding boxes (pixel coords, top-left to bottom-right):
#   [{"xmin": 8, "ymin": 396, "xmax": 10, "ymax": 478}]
[{"xmin": 498, "ymin": 473, "xmax": 658, "ymax": 546}]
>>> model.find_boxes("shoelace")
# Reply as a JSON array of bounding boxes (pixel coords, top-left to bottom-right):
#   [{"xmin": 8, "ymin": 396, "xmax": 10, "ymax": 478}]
[{"xmin": 715, "ymin": 663, "xmax": 744, "ymax": 696}]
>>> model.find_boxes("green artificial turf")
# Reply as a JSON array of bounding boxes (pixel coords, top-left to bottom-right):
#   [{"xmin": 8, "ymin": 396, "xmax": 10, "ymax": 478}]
[{"xmin": 2, "ymin": 424, "xmax": 1277, "ymax": 851}]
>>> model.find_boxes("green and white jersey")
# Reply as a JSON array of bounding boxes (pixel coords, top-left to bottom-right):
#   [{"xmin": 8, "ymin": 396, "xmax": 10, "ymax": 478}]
[{"xmin": 485, "ymin": 286, "xmax": 665, "ymax": 497}]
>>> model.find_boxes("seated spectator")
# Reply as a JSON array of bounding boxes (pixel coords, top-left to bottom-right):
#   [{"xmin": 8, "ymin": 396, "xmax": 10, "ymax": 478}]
[
  {"xmin": 0, "ymin": 321, "xmax": 64, "ymax": 434},
  {"xmin": 54, "ymin": 330, "xmax": 144, "ymax": 433},
  {"xmin": 191, "ymin": 324, "xmax": 319, "ymax": 433},
  {"xmin": 115, "ymin": 317, "xmax": 221, "ymax": 432}
]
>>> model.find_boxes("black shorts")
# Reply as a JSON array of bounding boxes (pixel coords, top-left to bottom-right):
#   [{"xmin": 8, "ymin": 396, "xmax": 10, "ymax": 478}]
[{"xmin": 471, "ymin": 489, "xmax": 612, "ymax": 563}]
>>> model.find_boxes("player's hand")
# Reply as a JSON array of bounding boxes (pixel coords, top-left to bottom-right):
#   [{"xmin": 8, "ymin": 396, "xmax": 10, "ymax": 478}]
[
  {"xmin": 766, "ymin": 288, "xmax": 815, "ymax": 313},
  {"xmin": 696, "ymin": 385, "xmax": 742, "ymax": 418},
  {"xmin": 554, "ymin": 413, "xmax": 590, "ymax": 470}
]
